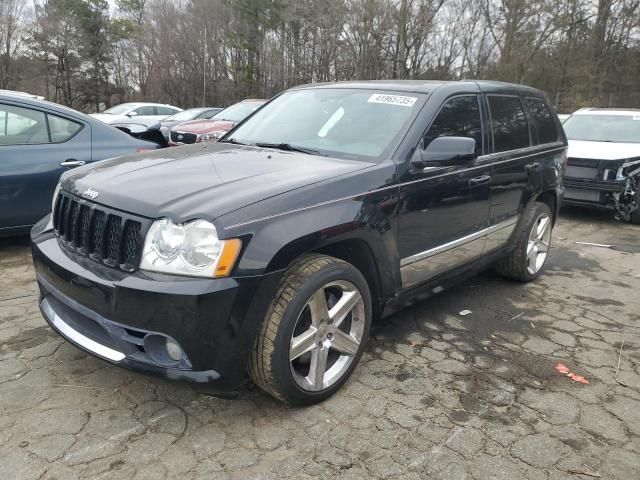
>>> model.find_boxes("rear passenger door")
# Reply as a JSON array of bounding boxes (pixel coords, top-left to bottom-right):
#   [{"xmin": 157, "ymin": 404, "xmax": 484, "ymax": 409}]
[
  {"xmin": 0, "ymin": 102, "xmax": 91, "ymax": 230},
  {"xmin": 483, "ymin": 94, "xmax": 539, "ymax": 252}
]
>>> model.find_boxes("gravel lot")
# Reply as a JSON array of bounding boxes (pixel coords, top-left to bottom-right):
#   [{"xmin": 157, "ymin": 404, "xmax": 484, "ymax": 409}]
[{"xmin": 1, "ymin": 208, "xmax": 639, "ymax": 480}]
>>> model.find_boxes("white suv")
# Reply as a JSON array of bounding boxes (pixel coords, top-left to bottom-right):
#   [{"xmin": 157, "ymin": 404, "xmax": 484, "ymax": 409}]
[
  {"xmin": 562, "ymin": 108, "xmax": 640, "ymax": 224},
  {"xmin": 91, "ymin": 102, "xmax": 182, "ymax": 127}
]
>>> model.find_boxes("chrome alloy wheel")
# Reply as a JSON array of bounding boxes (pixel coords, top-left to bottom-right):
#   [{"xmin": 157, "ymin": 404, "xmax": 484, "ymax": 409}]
[
  {"xmin": 289, "ymin": 280, "xmax": 365, "ymax": 391},
  {"xmin": 526, "ymin": 213, "xmax": 552, "ymax": 275}
]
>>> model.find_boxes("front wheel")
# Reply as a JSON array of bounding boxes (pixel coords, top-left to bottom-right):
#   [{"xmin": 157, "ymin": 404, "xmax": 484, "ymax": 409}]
[
  {"xmin": 249, "ymin": 254, "xmax": 372, "ymax": 405},
  {"xmin": 495, "ymin": 202, "xmax": 553, "ymax": 282}
]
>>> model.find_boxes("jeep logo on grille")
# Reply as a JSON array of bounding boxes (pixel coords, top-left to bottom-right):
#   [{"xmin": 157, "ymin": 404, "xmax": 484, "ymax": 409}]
[{"xmin": 83, "ymin": 187, "xmax": 99, "ymax": 200}]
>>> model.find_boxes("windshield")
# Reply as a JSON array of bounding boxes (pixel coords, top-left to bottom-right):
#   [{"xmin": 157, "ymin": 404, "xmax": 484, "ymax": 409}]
[
  {"xmin": 226, "ymin": 89, "xmax": 423, "ymax": 159},
  {"xmin": 563, "ymin": 114, "xmax": 640, "ymax": 143},
  {"xmin": 213, "ymin": 102, "xmax": 264, "ymax": 122},
  {"xmin": 165, "ymin": 109, "xmax": 203, "ymax": 122},
  {"xmin": 103, "ymin": 104, "xmax": 135, "ymax": 115}
]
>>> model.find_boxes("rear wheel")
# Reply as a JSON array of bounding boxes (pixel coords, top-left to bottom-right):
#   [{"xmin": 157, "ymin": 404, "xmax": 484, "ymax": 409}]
[
  {"xmin": 495, "ymin": 202, "xmax": 553, "ymax": 282},
  {"xmin": 249, "ymin": 254, "xmax": 372, "ymax": 405}
]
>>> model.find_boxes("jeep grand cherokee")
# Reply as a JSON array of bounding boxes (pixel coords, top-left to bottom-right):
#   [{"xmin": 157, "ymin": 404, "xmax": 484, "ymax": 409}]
[{"xmin": 31, "ymin": 81, "xmax": 567, "ymax": 405}]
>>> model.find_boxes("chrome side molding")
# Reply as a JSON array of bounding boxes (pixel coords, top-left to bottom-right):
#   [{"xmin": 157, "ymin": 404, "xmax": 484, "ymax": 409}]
[{"xmin": 400, "ymin": 216, "xmax": 518, "ymax": 288}]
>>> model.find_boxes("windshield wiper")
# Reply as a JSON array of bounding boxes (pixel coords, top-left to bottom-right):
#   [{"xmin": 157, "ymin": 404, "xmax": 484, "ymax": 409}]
[{"xmin": 253, "ymin": 142, "xmax": 322, "ymax": 155}]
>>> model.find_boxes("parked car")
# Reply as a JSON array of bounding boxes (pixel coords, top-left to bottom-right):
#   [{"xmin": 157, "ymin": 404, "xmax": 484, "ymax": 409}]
[
  {"xmin": 157, "ymin": 107, "xmax": 223, "ymax": 141},
  {"xmin": 169, "ymin": 99, "xmax": 265, "ymax": 145},
  {"xmin": 562, "ymin": 108, "xmax": 640, "ymax": 224},
  {"xmin": 32, "ymin": 81, "xmax": 567, "ymax": 405},
  {"xmin": 91, "ymin": 102, "xmax": 182, "ymax": 127},
  {"xmin": 0, "ymin": 91, "xmax": 160, "ymax": 236}
]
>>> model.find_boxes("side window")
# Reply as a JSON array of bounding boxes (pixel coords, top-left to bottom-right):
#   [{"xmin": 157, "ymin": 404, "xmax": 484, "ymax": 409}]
[
  {"xmin": 0, "ymin": 104, "xmax": 48, "ymax": 145},
  {"xmin": 156, "ymin": 106, "xmax": 177, "ymax": 115},
  {"xmin": 423, "ymin": 96, "xmax": 482, "ymax": 152},
  {"xmin": 526, "ymin": 98, "xmax": 560, "ymax": 144},
  {"xmin": 487, "ymin": 95, "xmax": 530, "ymax": 152},
  {"xmin": 48, "ymin": 114, "xmax": 82, "ymax": 143},
  {"xmin": 134, "ymin": 106, "xmax": 155, "ymax": 116}
]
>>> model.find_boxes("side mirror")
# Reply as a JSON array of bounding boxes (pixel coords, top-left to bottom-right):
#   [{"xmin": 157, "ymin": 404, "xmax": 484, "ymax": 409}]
[
  {"xmin": 126, "ymin": 111, "xmax": 138, "ymax": 117},
  {"xmin": 412, "ymin": 136, "xmax": 477, "ymax": 168}
]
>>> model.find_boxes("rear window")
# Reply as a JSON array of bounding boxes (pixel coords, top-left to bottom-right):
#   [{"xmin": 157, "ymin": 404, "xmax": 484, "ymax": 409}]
[
  {"xmin": 487, "ymin": 95, "xmax": 530, "ymax": 152},
  {"xmin": 526, "ymin": 98, "xmax": 560, "ymax": 144}
]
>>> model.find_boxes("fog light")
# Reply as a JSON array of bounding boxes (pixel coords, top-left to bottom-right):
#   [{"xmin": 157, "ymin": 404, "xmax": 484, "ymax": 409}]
[{"xmin": 165, "ymin": 338, "xmax": 183, "ymax": 361}]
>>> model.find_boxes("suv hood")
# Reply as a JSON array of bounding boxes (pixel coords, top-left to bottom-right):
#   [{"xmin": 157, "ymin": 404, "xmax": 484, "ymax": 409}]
[
  {"xmin": 62, "ymin": 142, "xmax": 373, "ymax": 221},
  {"xmin": 568, "ymin": 139, "xmax": 640, "ymax": 161}
]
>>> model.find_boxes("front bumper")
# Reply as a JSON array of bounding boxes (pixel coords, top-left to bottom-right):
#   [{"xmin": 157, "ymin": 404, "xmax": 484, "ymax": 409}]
[
  {"xmin": 31, "ymin": 218, "xmax": 282, "ymax": 391},
  {"xmin": 563, "ymin": 178, "xmax": 626, "ymax": 208},
  {"xmin": 562, "ymin": 157, "xmax": 627, "ymax": 207}
]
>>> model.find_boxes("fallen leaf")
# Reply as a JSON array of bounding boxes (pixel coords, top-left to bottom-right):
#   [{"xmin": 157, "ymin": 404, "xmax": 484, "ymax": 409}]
[{"xmin": 569, "ymin": 373, "xmax": 589, "ymax": 384}]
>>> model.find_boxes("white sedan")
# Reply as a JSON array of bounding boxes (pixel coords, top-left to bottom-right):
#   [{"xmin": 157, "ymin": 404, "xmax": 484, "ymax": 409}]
[{"xmin": 91, "ymin": 102, "xmax": 182, "ymax": 127}]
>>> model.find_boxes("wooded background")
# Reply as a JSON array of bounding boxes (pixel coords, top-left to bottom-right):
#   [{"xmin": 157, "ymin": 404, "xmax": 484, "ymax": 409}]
[{"xmin": 1, "ymin": 0, "xmax": 639, "ymax": 113}]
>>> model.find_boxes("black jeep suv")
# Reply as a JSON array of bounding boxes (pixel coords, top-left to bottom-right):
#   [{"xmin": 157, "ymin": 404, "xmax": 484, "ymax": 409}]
[{"xmin": 31, "ymin": 81, "xmax": 567, "ymax": 405}]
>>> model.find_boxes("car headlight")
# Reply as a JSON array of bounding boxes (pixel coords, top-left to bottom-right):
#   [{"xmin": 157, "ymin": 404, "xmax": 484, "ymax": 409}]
[
  {"xmin": 140, "ymin": 219, "xmax": 241, "ymax": 278},
  {"xmin": 198, "ymin": 131, "xmax": 226, "ymax": 142}
]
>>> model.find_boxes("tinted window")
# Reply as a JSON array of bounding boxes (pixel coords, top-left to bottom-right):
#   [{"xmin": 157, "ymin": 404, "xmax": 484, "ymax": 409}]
[
  {"xmin": 0, "ymin": 104, "xmax": 48, "ymax": 145},
  {"xmin": 488, "ymin": 95, "xmax": 530, "ymax": 152},
  {"xmin": 156, "ymin": 106, "xmax": 178, "ymax": 115},
  {"xmin": 526, "ymin": 98, "xmax": 560, "ymax": 144},
  {"xmin": 135, "ymin": 106, "xmax": 155, "ymax": 115},
  {"xmin": 423, "ymin": 96, "xmax": 482, "ymax": 152},
  {"xmin": 48, "ymin": 114, "xmax": 82, "ymax": 142}
]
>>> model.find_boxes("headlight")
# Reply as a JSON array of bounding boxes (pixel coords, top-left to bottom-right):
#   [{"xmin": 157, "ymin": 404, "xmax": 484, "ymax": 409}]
[
  {"xmin": 51, "ymin": 182, "xmax": 62, "ymax": 212},
  {"xmin": 198, "ymin": 131, "xmax": 226, "ymax": 142},
  {"xmin": 140, "ymin": 219, "xmax": 241, "ymax": 278}
]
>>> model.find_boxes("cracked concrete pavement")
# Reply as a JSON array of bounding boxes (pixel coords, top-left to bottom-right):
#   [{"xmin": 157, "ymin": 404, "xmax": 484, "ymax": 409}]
[{"xmin": 1, "ymin": 207, "xmax": 639, "ymax": 480}]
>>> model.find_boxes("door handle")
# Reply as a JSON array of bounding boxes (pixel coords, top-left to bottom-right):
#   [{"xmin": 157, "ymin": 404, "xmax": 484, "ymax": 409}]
[
  {"xmin": 60, "ymin": 160, "xmax": 86, "ymax": 167},
  {"xmin": 469, "ymin": 175, "xmax": 491, "ymax": 185}
]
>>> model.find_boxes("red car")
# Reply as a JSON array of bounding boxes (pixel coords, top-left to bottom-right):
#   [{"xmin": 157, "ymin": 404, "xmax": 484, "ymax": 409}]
[{"xmin": 169, "ymin": 99, "xmax": 265, "ymax": 145}]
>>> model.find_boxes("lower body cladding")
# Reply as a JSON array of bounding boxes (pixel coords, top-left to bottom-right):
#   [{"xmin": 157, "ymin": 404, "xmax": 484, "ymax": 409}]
[
  {"xmin": 400, "ymin": 216, "xmax": 518, "ymax": 288},
  {"xmin": 563, "ymin": 158, "xmax": 640, "ymax": 221},
  {"xmin": 31, "ymin": 230, "xmax": 283, "ymax": 392}
]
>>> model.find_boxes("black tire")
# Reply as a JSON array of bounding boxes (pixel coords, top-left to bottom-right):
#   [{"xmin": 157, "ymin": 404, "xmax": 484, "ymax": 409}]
[
  {"xmin": 249, "ymin": 254, "xmax": 372, "ymax": 406},
  {"xmin": 495, "ymin": 202, "xmax": 553, "ymax": 282}
]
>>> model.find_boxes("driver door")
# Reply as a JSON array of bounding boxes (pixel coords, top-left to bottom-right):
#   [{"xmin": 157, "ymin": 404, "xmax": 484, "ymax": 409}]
[{"xmin": 398, "ymin": 95, "xmax": 491, "ymax": 288}]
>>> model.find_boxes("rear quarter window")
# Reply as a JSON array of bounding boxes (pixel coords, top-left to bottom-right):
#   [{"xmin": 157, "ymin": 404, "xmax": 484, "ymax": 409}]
[
  {"xmin": 48, "ymin": 114, "xmax": 82, "ymax": 142},
  {"xmin": 487, "ymin": 95, "xmax": 530, "ymax": 153},
  {"xmin": 526, "ymin": 98, "xmax": 560, "ymax": 144}
]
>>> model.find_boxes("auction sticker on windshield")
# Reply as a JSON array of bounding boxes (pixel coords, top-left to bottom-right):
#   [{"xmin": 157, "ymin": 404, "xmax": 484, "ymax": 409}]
[{"xmin": 368, "ymin": 94, "xmax": 417, "ymax": 107}]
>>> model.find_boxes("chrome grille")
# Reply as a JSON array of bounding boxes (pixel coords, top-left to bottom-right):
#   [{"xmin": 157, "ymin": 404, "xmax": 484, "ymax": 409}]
[{"xmin": 52, "ymin": 193, "xmax": 144, "ymax": 272}]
